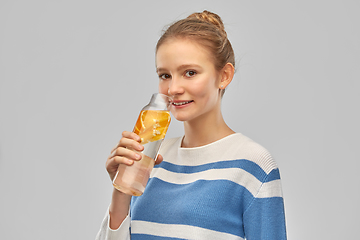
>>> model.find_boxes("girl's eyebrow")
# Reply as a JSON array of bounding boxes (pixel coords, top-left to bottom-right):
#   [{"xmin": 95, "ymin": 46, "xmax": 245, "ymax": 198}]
[
  {"xmin": 156, "ymin": 67, "xmax": 167, "ymax": 73},
  {"xmin": 156, "ymin": 64, "xmax": 202, "ymax": 73},
  {"xmin": 177, "ymin": 64, "xmax": 202, "ymax": 71}
]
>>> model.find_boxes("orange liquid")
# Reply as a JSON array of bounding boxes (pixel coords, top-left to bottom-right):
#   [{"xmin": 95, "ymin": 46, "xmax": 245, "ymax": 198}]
[{"xmin": 133, "ymin": 110, "xmax": 171, "ymax": 144}]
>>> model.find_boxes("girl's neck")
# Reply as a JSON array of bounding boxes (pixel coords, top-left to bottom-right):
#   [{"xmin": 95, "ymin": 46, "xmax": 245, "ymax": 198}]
[{"xmin": 181, "ymin": 112, "xmax": 234, "ymax": 148}]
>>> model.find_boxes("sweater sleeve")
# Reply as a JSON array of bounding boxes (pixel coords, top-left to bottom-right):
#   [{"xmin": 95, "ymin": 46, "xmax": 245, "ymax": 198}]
[
  {"xmin": 243, "ymin": 169, "xmax": 287, "ymax": 240},
  {"xmin": 95, "ymin": 208, "xmax": 131, "ymax": 240}
]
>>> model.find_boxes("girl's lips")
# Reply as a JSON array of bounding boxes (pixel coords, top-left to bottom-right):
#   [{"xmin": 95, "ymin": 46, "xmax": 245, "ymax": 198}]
[{"xmin": 171, "ymin": 100, "xmax": 194, "ymax": 108}]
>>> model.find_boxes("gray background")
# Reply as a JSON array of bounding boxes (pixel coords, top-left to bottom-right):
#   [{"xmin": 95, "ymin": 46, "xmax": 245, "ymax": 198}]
[{"xmin": 0, "ymin": 0, "xmax": 359, "ymax": 239}]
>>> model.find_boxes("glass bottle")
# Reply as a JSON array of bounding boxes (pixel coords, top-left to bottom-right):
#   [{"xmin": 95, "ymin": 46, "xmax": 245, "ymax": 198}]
[{"xmin": 113, "ymin": 93, "xmax": 171, "ymax": 196}]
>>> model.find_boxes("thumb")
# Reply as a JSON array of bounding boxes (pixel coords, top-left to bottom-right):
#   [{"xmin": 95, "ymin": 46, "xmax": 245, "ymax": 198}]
[{"xmin": 155, "ymin": 154, "xmax": 163, "ymax": 165}]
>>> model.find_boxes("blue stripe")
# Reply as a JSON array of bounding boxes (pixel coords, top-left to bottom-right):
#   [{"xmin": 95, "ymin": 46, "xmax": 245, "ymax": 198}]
[
  {"xmin": 243, "ymin": 197, "xmax": 287, "ymax": 239},
  {"xmin": 131, "ymin": 178, "xmax": 255, "ymax": 238},
  {"xmin": 131, "ymin": 234, "xmax": 185, "ymax": 240},
  {"xmin": 154, "ymin": 159, "xmax": 270, "ymax": 182},
  {"xmin": 265, "ymin": 168, "xmax": 281, "ymax": 182}
]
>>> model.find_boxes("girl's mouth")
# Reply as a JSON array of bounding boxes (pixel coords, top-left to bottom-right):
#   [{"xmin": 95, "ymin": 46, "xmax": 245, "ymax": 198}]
[{"xmin": 172, "ymin": 100, "xmax": 194, "ymax": 106}]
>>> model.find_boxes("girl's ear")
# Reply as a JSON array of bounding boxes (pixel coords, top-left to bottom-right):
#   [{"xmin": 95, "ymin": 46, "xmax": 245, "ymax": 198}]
[{"xmin": 219, "ymin": 63, "xmax": 235, "ymax": 89}]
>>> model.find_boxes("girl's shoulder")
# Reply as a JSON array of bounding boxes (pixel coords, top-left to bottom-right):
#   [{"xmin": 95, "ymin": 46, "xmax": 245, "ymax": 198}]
[
  {"xmin": 227, "ymin": 133, "xmax": 278, "ymax": 174},
  {"xmin": 160, "ymin": 133, "xmax": 278, "ymax": 174}
]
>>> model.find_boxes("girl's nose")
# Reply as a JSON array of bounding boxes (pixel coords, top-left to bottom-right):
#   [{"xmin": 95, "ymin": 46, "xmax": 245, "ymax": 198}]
[{"xmin": 168, "ymin": 77, "xmax": 184, "ymax": 96}]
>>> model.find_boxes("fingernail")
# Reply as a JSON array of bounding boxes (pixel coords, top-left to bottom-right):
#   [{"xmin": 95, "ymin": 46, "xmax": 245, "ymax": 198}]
[{"xmin": 135, "ymin": 153, "xmax": 141, "ymax": 160}]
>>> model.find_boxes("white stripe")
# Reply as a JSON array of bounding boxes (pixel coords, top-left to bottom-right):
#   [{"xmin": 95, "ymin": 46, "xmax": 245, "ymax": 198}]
[
  {"xmin": 151, "ymin": 167, "xmax": 262, "ymax": 197},
  {"xmin": 257, "ymin": 179, "xmax": 283, "ymax": 198},
  {"xmin": 131, "ymin": 220, "xmax": 244, "ymax": 240},
  {"xmin": 160, "ymin": 134, "xmax": 278, "ymax": 174}
]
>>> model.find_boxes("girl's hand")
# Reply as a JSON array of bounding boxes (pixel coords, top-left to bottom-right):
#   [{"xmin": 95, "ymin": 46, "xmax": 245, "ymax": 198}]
[{"xmin": 106, "ymin": 131, "xmax": 163, "ymax": 181}]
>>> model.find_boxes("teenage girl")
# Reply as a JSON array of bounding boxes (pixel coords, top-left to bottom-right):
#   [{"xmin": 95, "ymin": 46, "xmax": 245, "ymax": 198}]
[{"xmin": 96, "ymin": 10, "xmax": 287, "ymax": 240}]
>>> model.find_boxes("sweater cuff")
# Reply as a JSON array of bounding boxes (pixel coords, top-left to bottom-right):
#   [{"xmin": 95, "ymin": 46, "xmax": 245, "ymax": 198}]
[{"xmin": 106, "ymin": 211, "xmax": 131, "ymax": 240}]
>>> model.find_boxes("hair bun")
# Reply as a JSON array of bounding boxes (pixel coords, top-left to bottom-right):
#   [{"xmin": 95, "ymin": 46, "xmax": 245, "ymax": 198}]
[{"xmin": 188, "ymin": 10, "xmax": 226, "ymax": 36}]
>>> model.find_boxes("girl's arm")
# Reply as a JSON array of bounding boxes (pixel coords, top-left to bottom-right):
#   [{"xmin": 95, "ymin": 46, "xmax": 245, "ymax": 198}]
[{"xmin": 243, "ymin": 169, "xmax": 287, "ymax": 240}]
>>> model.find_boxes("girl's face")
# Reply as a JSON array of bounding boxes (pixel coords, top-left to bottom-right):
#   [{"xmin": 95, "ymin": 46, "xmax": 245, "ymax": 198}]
[{"xmin": 156, "ymin": 38, "xmax": 222, "ymax": 123}]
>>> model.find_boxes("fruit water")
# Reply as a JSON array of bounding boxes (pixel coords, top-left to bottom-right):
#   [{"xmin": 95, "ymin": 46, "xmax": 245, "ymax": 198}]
[{"xmin": 113, "ymin": 108, "xmax": 171, "ymax": 196}]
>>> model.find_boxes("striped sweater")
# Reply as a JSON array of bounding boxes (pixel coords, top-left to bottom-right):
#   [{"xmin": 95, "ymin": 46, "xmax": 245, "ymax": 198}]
[{"xmin": 96, "ymin": 133, "xmax": 287, "ymax": 240}]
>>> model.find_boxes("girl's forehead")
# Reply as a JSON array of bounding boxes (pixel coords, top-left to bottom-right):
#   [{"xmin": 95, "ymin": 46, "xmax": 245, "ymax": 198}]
[
  {"xmin": 157, "ymin": 38, "xmax": 207, "ymax": 52},
  {"xmin": 156, "ymin": 39, "xmax": 213, "ymax": 65}
]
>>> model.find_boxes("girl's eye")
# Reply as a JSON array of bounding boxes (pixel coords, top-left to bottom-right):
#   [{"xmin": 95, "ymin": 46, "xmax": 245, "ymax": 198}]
[
  {"xmin": 185, "ymin": 70, "xmax": 196, "ymax": 77},
  {"xmin": 159, "ymin": 74, "xmax": 171, "ymax": 80}
]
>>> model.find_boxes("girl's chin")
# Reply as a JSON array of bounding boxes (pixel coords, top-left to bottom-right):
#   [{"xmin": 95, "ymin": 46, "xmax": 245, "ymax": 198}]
[{"xmin": 170, "ymin": 112, "xmax": 191, "ymax": 122}]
